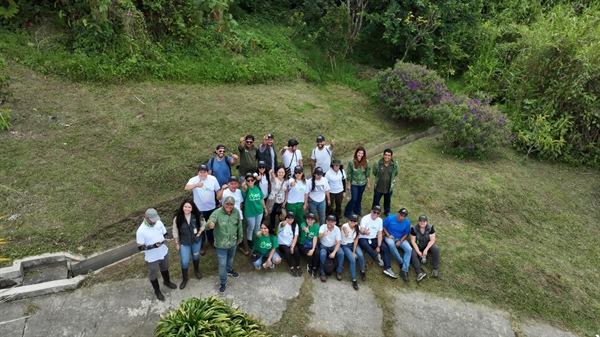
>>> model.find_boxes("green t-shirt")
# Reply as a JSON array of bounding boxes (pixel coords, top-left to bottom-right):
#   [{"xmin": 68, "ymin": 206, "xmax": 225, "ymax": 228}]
[
  {"xmin": 253, "ymin": 233, "xmax": 279, "ymax": 255},
  {"xmin": 243, "ymin": 186, "xmax": 264, "ymax": 217},
  {"xmin": 298, "ymin": 222, "xmax": 320, "ymax": 245},
  {"xmin": 375, "ymin": 163, "xmax": 394, "ymax": 193}
]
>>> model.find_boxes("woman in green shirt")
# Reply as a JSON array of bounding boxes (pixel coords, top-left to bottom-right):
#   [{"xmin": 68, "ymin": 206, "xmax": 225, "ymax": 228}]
[
  {"xmin": 298, "ymin": 213, "xmax": 321, "ymax": 278},
  {"xmin": 251, "ymin": 223, "xmax": 281, "ymax": 269},
  {"xmin": 242, "ymin": 172, "xmax": 268, "ymax": 250},
  {"xmin": 344, "ymin": 146, "xmax": 370, "ymax": 218}
]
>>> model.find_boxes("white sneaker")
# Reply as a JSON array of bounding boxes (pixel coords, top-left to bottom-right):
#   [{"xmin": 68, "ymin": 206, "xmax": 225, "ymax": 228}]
[
  {"xmin": 262, "ymin": 262, "xmax": 267, "ymax": 269},
  {"xmin": 376, "ymin": 254, "xmax": 384, "ymax": 267},
  {"xmin": 270, "ymin": 261, "xmax": 276, "ymax": 269},
  {"xmin": 383, "ymin": 268, "xmax": 398, "ymax": 279},
  {"xmin": 255, "ymin": 265, "xmax": 261, "ymax": 270}
]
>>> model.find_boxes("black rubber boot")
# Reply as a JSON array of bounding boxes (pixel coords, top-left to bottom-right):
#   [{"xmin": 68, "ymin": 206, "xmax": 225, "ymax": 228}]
[
  {"xmin": 192, "ymin": 260, "xmax": 202, "ymax": 279},
  {"xmin": 161, "ymin": 270, "xmax": 177, "ymax": 289},
  {"xmin": 179, "ymin": 268, "xmax": 189, "ymax": 289},
  {"xmin": 151, "ymin": 279, "xmax": 164, "ymax": 301}
]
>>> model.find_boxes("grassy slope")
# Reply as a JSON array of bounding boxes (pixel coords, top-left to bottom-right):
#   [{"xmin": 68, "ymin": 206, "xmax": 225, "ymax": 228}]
[{"xmin": 0, "ymin": 62, "xmax": 418, "ymax": 259}]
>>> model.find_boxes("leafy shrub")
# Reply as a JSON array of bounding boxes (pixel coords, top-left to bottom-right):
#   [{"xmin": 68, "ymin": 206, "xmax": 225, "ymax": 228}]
[
  {"xmin": 431, "ymin": 94, "xmax": 512, "ymax": 157},
  {"xmin": 156, "ymin": 296, "xmax": 270, "ymax": 337},
  {"xmin": 376, "ymin": 61, "xmax": 448, "ymax": 120},
  {"xmin": 505, "ymin": 5, "xmax": 600, "ymax": 167}
]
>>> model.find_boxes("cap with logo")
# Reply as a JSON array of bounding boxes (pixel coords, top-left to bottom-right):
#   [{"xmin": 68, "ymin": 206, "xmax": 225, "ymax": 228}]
[
  {"xmin": 306, "ymin": 213, "xmax": 316, "ymax": 219},
  {"xmin": 314, "ymin": 167, "xmax": 324, "ymax": 175},
  {"xmin": 245, "ymin": 135, "xmax": 255, "ymax": 141},
  {"xmin": 216, "ymin": 144, "xmax": 225, "ymax": 150},
  {"xmin": 332, "ymin": 159, "xmax": 342, "ymax": 166},
  {"xmin": 316, "ymin": 135, "xmax": 325, "ymax": 142},
  {"xmin": 228, "ymin": 175, "xmax": 238, "ymax": 182},
  {"xmin": 197, "ymin": 164, "xmax": 208, "ymax": 172},
  {"xmin": 293, "ymin": 165, "xmax": 303, "ymax": 174},
  {"xmin": 267, "ymin": 133, "xmax": 274, "ymax": 139},
  {"xmin": 348, "ymin": 214, "xmax": 358, "ymax": 222},
  {"xmin": 398, "ymin": 208, "xmax": 408, "ymax": 215},
  {"xmin": 145, "ymin": 208, "xmax": 160, "ymax": 222},
  {"xmin": 224, "ymin": 196, "xmax": 235, "ymax": 204},
  {"xmin": 372, "ymin": 205, "xmax": 382, "ymax": 212},
  {"xmin": 286, "ymin": 211, "xmax": 295, "ymax": 219},
  {"xmin": 326, "ymin": 214, "xmax": 337, "ymax": 222},
  {"xmin": 258, "ymin": 161, "xmax": 267, "ymax": 168},
  {"xmin": 418, "ymin": 215, "xmax": 428, "ymax": 221},
  {"xmin": 288, "ymin": 139, "xmax": 299, "ymax": 147}
]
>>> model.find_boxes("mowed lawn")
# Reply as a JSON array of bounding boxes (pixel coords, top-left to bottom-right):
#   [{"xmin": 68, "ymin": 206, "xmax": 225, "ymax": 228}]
[{"xmin": 0, "ymin": 62, "xmax": 418, "ymax": 259}]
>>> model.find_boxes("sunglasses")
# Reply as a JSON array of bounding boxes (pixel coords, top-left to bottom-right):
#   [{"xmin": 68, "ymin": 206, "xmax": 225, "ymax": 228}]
[
  {"xmin": 246, "ymin": 179, "xmax": 255, "ymax": 183},
  {"xmin": 246, "ymin": 141, "xmax": 254, "ymax": 144},
  {"xmin": 372, "ymin": 211, "xmax": 380, "ymax": 215}
]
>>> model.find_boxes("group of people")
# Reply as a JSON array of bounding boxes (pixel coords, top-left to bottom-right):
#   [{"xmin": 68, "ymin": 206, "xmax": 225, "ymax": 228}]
[{"xmin": 135, "ymin": 134, "xmax": 440, "ymax": 300}]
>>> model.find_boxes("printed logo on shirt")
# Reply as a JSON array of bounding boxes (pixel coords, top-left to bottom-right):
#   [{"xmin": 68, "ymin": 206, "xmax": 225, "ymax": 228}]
[
  {"xmin": 260, "ymin": 241, "xmax": 273, "ymax": 249},
  {"xmin": 247, "ymin": 192, "xmax": 262, "ymax": 202}
]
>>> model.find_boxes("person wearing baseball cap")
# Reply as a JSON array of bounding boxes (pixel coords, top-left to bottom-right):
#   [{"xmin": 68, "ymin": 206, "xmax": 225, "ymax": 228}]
[
  {"xmin": 358, "ymin": 205, "xmax": 398, "ymax": 279},
  {"xmin": 281, "ymin": 138, "xmax": 303, "ymax": 173},
  {"xmin": 258, "ymin": 133, "xmax": 277, "ymax": 171},
  {"xmin": 372, "ymin": 148, "xmax": 399, "ymax": 217},
  {"xmin": 311, "ymin": 135, "xmax": 335, "ymax": 174},
  {"xmin": 326, "ymin": 159, "xmax": 347, "ymax": 220},
  {"xmin": 339, "ymin": 213, "xmax": 365, "ymax": 290},
  {"xmin": 286, "ymin": 165, "xmax": 308, "ymax": 225},
  {"xmin": 216, "ymin": 176, "xmax": 247, "ymax": 255},
  {"xmin": 136, "ymin": 208, "xmax": 176, "ymax": 301},
  {"xmin": 184, "ymin": 163, "xmax": 221, "ymax": 255},
  {"xmin": 383, "ymin": 207, "xmax": 412, "ymax": 282},
  {"xmin": 207, "ymin": 144, "xmax": 238, "ymax": 187},
  {"xmin": 409, "ymin": 215, "xmax": 439, "ymax": 282},
  {"xmin": 238, "ymin": 134, "xmax": 258, "ymax": 178},
  {"xmin": 207, "ymin": 196, "xmax": 243, "ymax": 294},
  {"xmin": 298, "ymin": 213, "xmax": 320, "ymax": 278},
  {"xmin": 276, "ymin": 211, "xmax": 302, "ymax": 277},
  {"xmin": 308, "ymin": 166, "xmax": 331, "ymax": 226},
  {"xmin": 318, "ymin": 214, "xmax": 344, "ymax": 282}
]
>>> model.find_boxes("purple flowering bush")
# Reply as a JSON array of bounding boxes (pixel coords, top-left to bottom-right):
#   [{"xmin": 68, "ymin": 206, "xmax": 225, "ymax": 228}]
[
  {"xmin": 431, "ymin": 94, "xmax": 513, "ymax": 156},
  {"xmin": 376, "ymin": 61, "xmax": 448, "ymax": 120}
]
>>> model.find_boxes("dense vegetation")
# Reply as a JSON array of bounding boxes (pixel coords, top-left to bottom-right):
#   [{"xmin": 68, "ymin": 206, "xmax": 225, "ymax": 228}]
[{"xmin": 1, "ymin": 0, "xmax": 598, "ymax": 165}]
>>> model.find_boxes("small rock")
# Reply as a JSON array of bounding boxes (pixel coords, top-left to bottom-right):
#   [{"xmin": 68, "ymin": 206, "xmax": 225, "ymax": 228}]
[{"xmin": 8, "ymin": 214, "xmax": 20, "ymax": 221}]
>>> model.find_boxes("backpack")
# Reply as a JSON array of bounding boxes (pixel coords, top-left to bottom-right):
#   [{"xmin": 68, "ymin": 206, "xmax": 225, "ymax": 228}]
[
  {"xmin": 323, "ymin": 257, "xmax": 336, "ymax": 275},
  {"xmin": 208, "ymin": 156, "xmax": 232, "ymax": 175}
]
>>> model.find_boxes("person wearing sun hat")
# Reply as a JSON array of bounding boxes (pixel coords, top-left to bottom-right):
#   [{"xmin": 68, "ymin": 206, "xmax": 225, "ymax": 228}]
[
  {"xmin": 208, "ymin": 196, "xmax": 243, "ymax": 294},
  {"xmin": 136, "ymin": 208, "xmax": 177, "ymax": 301},
  {"xmin": 410, "ymin": 214, "xmax": 440, "ymax": 282}
]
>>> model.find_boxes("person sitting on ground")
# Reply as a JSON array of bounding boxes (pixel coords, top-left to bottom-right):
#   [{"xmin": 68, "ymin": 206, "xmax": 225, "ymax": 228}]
[
  {"xmin": 216, "ymin": 175, "xmax": 248, "ymax": 255},
  {"xmin": 241, "ymin": 172, "xmax": 268, "ymax": 255},
  {"xmin": 318, "ymin": 214, "xmax": 344, "ymax": 282},
  {"xmin": 277, "ymin": 211, "xmax": 302, "ymax": 277},
  {"xmin": 172, "ymin": 200, "xmax": 205, "ymax": 290},
  {"xmin": 383, "ymin": 207, "xmax": 412, "ymax": 282},
  {"xmin": 136, "ymin": 208, "xmax": 176, "ymax": 301},
  {"xmin": 358, "ymin": 205, "xmax": 398, "ymax": 279},
  {"xmin": 252, "ymin": 222, "xmax": 282, "ymax": 270},
  {"xmin": 299, "ymin": 213, "xmax": 320, "ymax": 278},
  {"xmin": 340, "ymin": 213, "xmax": 365, "ymax": 290},
  {"xmin": 266, "ymin": 165, "xmax": 288, "ymax": 227},
  {"xmin": 410, "ymin": 215, "xmax": 440, "ymax": 281}
]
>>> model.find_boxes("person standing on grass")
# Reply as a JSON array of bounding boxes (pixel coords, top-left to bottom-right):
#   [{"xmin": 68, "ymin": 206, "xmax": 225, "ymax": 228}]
[
  {"xmin": 216, "ymin": 175, "xmax": 248, "ymax": 255},
  {"xmin": 256, "ymin": 161, "xmax": 271, "ymax": 207},
  {"xmin": 340, "ymin": 213, "xmax": 365, "ymax": 290},
  {"xmin": 208, "ymin": 196, "xmax": 243, "ymax": 294},
  {"xmin": 325, "ymin": 159, "xmax": 346, "ymax": 221},
  {"xmin": 410, "ymin": 215, "xmax": 440, "ymax": 282},
  {"xmin": 266, "ymin": 165, "xmax": 289, "ymax": 227},
  {"xmin": 136, "ymin": 208, "xmax": 177, "ymax": 301},
  {"xmin": 287, "ymin": 165, "xmax": 309, "ymax": 225},
  {"xmin": 358, "ymin": 205, "xmax": 398, "ymax": 279},
  {"xmin": 241, "ymin": 172, "xmax": 268, "ymax": 253},
  {"xmin": 344, "ymin": 146, "xmax": 370, "ymax": 218},
  {"xmin": 372, "ymin": 149, "xmax": 399, "ymax": 217},
  {"xmin": 185, "ymin": 164, "xmax": 220, "ymax": 255},
  {"xmin": 172, "ymin": 200, "xmax": 205, "ymax": 290},
  {"xmin": 318, "ymin": 214, "xmax": 344, "ymax": 282},
  {"xmin": 298, "ymin": 213, "xmax": 320, "ymax": 278},
  {"xmin": 281, "ymin": 139, "xmax": 303, "ymax": 176},
  {"xmin": 207, "ymin": 144, "xmax": 238, "ymax": 187},
  {"xmin": 257, "ymin": 133, "xmax": 277, "ymax": 172},
  {"xmin": 277, "ymin": 211, "xmax": 302, "ymax": 277},
  {"xmin": 383, "ymin": 207, "xmax": 412, "ymax": 282},
  {"xmin": 251, "ymin": 222, "xmax": 282, "ymax": 270},
  {"xmin": 311, "ymin": 135, "xmax": 334, "ymax": 174},
  {"xmin": 238, "ymin": 135, "xmax": 258, "ymax": 178},
  {"xmin": 307, "ymin": 166, "xmax": 331, "ymax": 226}
]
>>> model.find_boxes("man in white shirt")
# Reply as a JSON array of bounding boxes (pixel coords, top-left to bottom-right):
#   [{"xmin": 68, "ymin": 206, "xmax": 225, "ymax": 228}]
[
  {"xmin": 185, "ymin": 164, "xmax": 221, "ymax": 254},
  {"xmin": 358, "ymin": 205, "xmax": 398, "ymax": 279},
  {"xmin": 310, "ymin": 135, "xmax": 335, "ymax": 173},
  {"xmin": 318, "ymin": 215, "xmax": 345, "ymax": 282},
  {"xmin": 136, "ymin": 208, "xmax": 177, "ymax": 301},
  {"xmin": 281, "ymin": 138, "xmax": 303, "ymax": 174}
]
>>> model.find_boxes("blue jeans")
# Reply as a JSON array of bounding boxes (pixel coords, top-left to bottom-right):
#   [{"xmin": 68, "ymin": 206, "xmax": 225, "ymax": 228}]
[
  {"xmin": 384, "ymin": 237, "xmax": 412, "ymax": 272},
  {"xmin": 246, "ymin": 214, "xmax": 263, "ymax": 242},
  {"xmin": 319, "ymin": 244, "xmax": 344, "ymax": 275},
  {"xmin": 309, "ymin": 199, "xmax": 326, "ymax": 226},
  {"xmin": 179, "ymin": 239, "xmax": 202, "ymax": 269},
  {"xmin": 358, "ymin": 237, "xmax": 392, "ymax": 269},
  {"xmin": 344, "ymin": 184, "xmax": 366, "ymax": 217},
  {"xmin": 340, "ymin": 243, "xmax": 365, "ymax": 280},
  {"xmin": 372, "ymin": 190, "xmax": 393, "ymax": 215},
  {"xmin": 216, "ymin": 245, "xmax": 237, "ymax": 285},
  {"xmin": 251, "ymin": 251, "xmax": 282, "ymax": 268}
]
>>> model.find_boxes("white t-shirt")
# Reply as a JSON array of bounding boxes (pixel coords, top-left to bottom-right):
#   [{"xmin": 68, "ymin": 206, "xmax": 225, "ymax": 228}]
[
  {"xmin": 269, "ymin": 177, "xmax": 288, "ymax": 204},
  {"xmin": 287, "ymin": 178, "xmax": 308, "ymax": 203},
  {"xmin": 319, "ymin": 224, "xmax": 341, "ymax": 248},
  {"xmin": 187, "ymin": 175, "xmax": 220, "ymax": 211},
  {"xmin": 277, "ymin": 222, "xmax": 299, "ymax": 247},
  {"xmin": 136, "ymin": 220, "xmax": 168, "ymax": 263},
  {"xmin": 340, "ymin": 222, "xmax": 358, "ymax": 245},
  {"xmin": 311, "ymin": 145, "xmax": 332, "ymax": 173},
  {"xmin": 358, "ymin": 214, "xmax": 382, "ymax": 240},
  {"xmin": 282, "ymin": 149, "xmax": 302, "ymax": 169},
  {"xmin": 258, "ymin": 174, "xmax": 269, "ymax": 198},
  {"xmin": 221, "ymin": 188, "xmax": 244, "ymax": 219},
  {"xmin": 325, "ymin": 168, "xmax": 345, "ymax": 194},
  {"xmin": 307, "ymin": 177, "xmax": 330, "ymax": 202}
]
